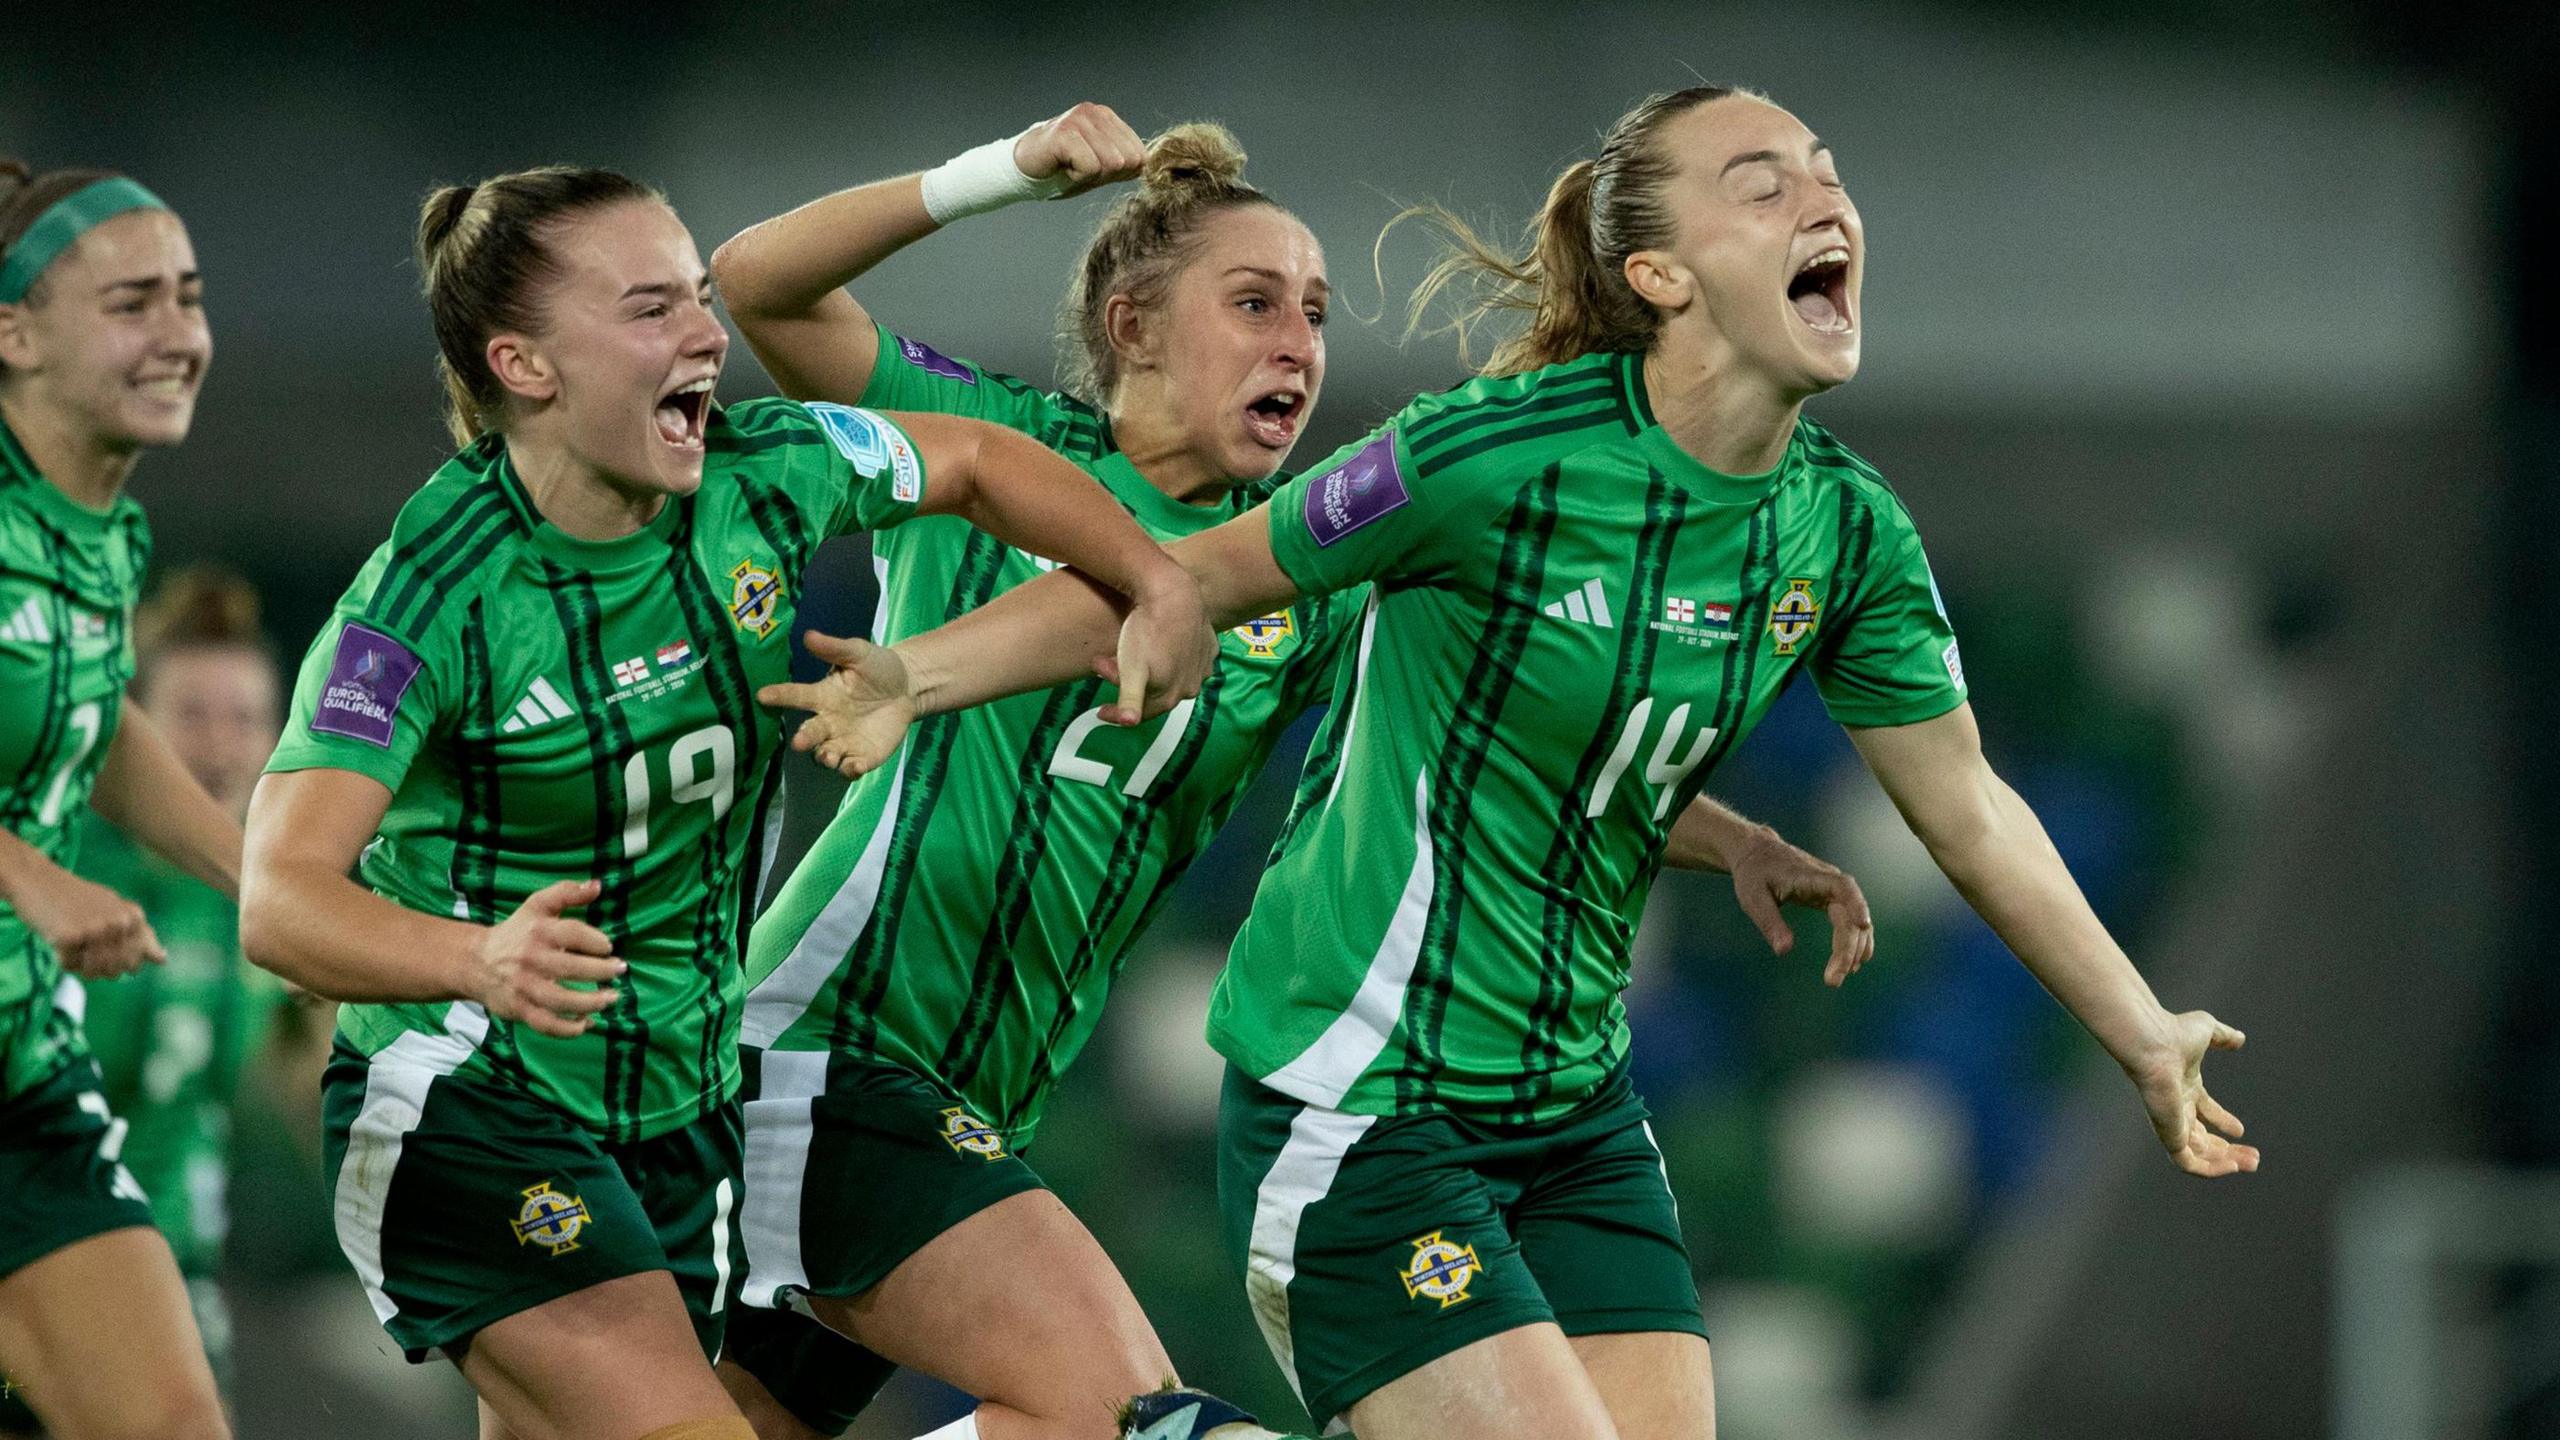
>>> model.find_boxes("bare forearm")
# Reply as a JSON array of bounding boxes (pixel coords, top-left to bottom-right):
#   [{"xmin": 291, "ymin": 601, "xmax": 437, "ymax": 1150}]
[
  {"xmin": 0, "ymin": 829, "xmax": 60, "ymax": 903},
  {"xmin": 902, "ymin": 566, "xmax": 1127, "ymax": 716},
  {"xmin": 712, "ymin": 175, "xmax": 934, "ymax": 321},
  {"xmin": 1924, "ymin": 779, "xmax": 2176, "ymax": 1071},
  {"xmin": 240, "ymin": 864, "xmax": 479, "ymax": 1004},
  {"xmin": 88, "ymin": 710, "xmax": 242, "ymax": 898},
  {"xmin": 945, "ymin": 427, "xmax": 1185, "ymax": 606},
  {"xmin": 1662, "ymin": 795, "xmax": 1774, "ymax": 873}
]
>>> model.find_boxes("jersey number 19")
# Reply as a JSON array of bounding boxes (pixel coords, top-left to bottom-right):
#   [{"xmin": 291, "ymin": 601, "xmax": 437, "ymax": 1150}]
[{"xmin": 621, "ymin": 724, "xmax": 737, "ymax": 859}]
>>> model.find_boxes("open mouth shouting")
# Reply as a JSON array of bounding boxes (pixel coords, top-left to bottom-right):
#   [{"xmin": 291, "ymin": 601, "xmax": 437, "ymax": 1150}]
[
  {"xmin": 1787, "ymin": 246, "xmax": 1854, "ymax": 336},
  {"xmin": 655, "ymin": 375, "xmax": 714, "ymax": 452},
  {"xmin": 1243, "ymin": 386, "xmax": 1306, "ymax": 450}
]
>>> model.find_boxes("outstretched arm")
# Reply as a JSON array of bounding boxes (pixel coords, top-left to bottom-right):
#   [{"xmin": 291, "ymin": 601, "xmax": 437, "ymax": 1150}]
[
  {"xmin": 766, "ymin": 504, "xmax": 1299, "ymax": 776},
  {"xmin": 712, "ymin": 103, "xmax": 1145, "ymax": 403},
  {"xmin": 1847, "ymin": 703, "xmax": 2257, "ymax": 1177},
  {"xmin": 888, "ymin": 410, "xmax": 1214, "ymax": 720}
]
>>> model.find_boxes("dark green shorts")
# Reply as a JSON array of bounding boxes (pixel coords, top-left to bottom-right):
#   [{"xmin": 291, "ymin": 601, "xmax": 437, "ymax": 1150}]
[
  {"xmin": 1218, "ymin": 1066, "xmax": 1705, "ymax": 1429},
  {"xmin": 320, "ymin": 1038, "xmax": 743, "ymax": 1364},
  {"xmin": 724, "ymin": 1046, "xmax": 1046, "ymax": 1434},
  {"xmin": 0, "ymin": 1059, "xmax": 155, "ymax": 1283}
]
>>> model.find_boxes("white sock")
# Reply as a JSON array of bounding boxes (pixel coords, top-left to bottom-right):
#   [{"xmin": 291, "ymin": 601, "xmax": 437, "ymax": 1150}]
[{"xmin": 913, "ymin": 1416, "xmax": 981, "ymax": 1440}]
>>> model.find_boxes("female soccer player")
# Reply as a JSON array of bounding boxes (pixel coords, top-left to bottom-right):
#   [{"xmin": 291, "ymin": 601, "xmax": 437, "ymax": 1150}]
[
  {"xmin": 714, "ymin": 106, "xmax": 1873, "ymax": 1440},
  {"xmin": 237, "ymin": 166, "xmax": 1209, "ymax": 1440},
  {"xmin": 770, "ymin": 87, "xmax": 2260, "ymax": 1440},
  {"xmin": 0, "ymin": 161, "xmax": 245, "ymax": 1440},
  {"xmin": 66, "ymin": 568, "xmax": 328, "ymax": 1400}
]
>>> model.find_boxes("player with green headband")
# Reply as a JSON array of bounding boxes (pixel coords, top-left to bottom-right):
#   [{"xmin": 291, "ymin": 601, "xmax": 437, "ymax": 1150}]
[
  {"xmin": 238, "ymin": 166, "xmax": 1210, "ymax": 1440},
  {"xmin": 0, "ymin": 161, "xmax": 246, "ymax": 1440},
  {"xmin": 765, "ymin": 86, "xmax": 2260, "ymax": 1440},
  {"xmin": 0, "ymin": 565, "xmax": 325, "ymax": 1440},
  {"xmin": 712, "ymin": 104, "xmax": 1871, "ymax": 1440}
]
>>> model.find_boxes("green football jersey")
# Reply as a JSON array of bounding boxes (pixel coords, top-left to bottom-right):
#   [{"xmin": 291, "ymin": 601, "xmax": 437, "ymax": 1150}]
[
  {"xmin": 74, "ymin": 824, "xmax": 285, "ymax": 1274},
  {"xmin": 268, "ymin": 398, "xmax": 926, "ymax": 1143},
  {"xmin": 1208, "ymin": 352, "xmax": 1968, "ymax": 1123},
  {"xmin": 0, "ymin": 417, "xmax": 149, "ymax": 1100},
  {"xmin": 742, "ymin": 327, "xmax": 1361, "ymax": 1147}
]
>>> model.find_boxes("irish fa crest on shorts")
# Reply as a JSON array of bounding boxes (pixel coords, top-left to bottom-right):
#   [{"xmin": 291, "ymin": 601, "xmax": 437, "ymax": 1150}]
[
  {"xmin": 729, "ymin": 559, "xmax": 782, "ymax": 638},
  {"xmin": 1768, "ymin": 579, "xmax": 1823, "ymax": 656},
  {"xmin": 511, "ymin": 1182, "xmax": 591, "ymax": 1255},
  {"xmin": 939, "ymin": 1106, "xmax": 1007, "ymax": 1160},
  {"xmin": 1232, "ymin": 609, "xmax": 1295, "ymax": 659},
  {"xmin": 1399, "ymin": 1230, "xmax": 1482, "ymax": 1308}
]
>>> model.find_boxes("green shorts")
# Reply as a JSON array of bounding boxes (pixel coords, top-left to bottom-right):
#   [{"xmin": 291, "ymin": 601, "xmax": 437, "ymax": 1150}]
[
  {"xmin": 1218, "ymin": 1065, "xmax": 1705, "ymax": 1429},
  {"xmin": 320, "ymin": 1038, "xmax": 744, "ymax": 1364},
  {"xmin": 725, "ymin": 1046, "xmax": 1046, "ymax": 1434},
  {"xmin": 0, "ymin": 1059, "xmax": 155, "ymax": 1283}
]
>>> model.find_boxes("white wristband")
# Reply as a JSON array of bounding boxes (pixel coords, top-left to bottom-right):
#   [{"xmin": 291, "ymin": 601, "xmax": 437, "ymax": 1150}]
[{"xmin": 918, "ymin": 130, "xmax": 1073, "ymax": 225}]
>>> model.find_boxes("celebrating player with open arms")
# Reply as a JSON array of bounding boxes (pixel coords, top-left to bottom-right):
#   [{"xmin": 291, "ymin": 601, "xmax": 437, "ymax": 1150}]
[
  {"xmin": 235, "ymin": 167, "xmax": 1209, "ymax": 1440},
  {"xmin": 711, "ymin": 105, "xmax": 1873, "ymax": 1440},
  {"xmin": 0, "ymin": 161, "xmax": 250, "ymax": 1440},
  {"xmin": 774, "ymin": 88, "xmax": 2259, "ymax": 1440}
]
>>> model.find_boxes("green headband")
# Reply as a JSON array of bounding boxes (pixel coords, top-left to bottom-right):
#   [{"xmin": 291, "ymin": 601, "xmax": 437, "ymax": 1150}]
[{"xmin": 0, "ymin": 178, "xmax": 170, "ymax": 304}]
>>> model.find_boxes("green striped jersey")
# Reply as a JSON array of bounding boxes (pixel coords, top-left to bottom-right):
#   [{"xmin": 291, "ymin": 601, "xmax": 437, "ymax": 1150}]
[
  {"xmin": 1208, "ymin": 352, "xmax": 1968, "ymax": 1123},
  {"xmin": 0, "ymin": 418, "xmax": 149, "ymax": 1100},
  {"xmin": 74, "ymin": 824, "xmax": 285, "ymax": 1273},
  {"xmin": 267, "ymin": 398, "xmax": 926, "ymax": 1142},
  {"xmin": 742, "ymin": 327, "xmax": 1361, "ymax": 1148}
]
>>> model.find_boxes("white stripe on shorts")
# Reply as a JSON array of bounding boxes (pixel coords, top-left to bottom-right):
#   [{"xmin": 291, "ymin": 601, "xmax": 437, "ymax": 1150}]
[
  {"xmin": 332, "ymin": 1003, "xmax": 488, "ymax": 1325},
  {"xmin": 737, "ymin": 1047, "xmax": 830, "ymax": 1311},
  {"xmin": 1244, "ymin": 1101, "xmax": 1377, "ymax": 1408},
  {"xmin": 740, "ymin": 748, "xmax": 910, "ymax": 1049}
]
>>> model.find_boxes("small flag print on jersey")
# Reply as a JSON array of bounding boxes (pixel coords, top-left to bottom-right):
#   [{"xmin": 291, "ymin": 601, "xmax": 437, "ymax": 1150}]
[
  {"xmin": 657, "ymin": 641, "xmax": 692, "ymax": 669},
  {"xmin": 1702, "ymin": 602, "xmax": 1734, "ymax": 626},
  {"xmin": 612, "ymin": 657, "xmax": 648, "ymax": 688},
  {"xmin": 1665, "ymin": 597, "xmax": 1696, "ymax": 624}
]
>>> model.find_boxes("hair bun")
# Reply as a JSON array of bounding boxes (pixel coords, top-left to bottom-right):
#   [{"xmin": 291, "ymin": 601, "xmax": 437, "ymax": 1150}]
[
  {"xmin": 135, "ymin": 562, "xmax": 266, "ymax": 661},
  {"xmin": 1141, "ymin": 122, "xmax": 1247, "ymax": 194}
]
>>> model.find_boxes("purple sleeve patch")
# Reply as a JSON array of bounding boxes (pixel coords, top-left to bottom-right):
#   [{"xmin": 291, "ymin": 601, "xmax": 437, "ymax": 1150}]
[
  {"xmin": 1301, "ymin": 431, "xmax": 1409, "ymax": 548},
  {"xmin": 895, "ymin": 335, "xmax": 977, "ymax": 386},
  {"xmin": 309, "ymin": 622, "xmax": 424, "ymax": 749}
]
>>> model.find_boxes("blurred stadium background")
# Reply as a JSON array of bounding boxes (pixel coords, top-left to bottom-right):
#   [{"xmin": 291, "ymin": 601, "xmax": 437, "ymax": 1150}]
[{"xmin": 9, "ymin": 1, "xmax": 2554, "ymax": 1435}]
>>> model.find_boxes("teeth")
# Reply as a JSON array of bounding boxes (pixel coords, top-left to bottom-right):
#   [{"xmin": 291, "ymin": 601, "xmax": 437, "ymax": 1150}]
[{"xmin": 1799, "ymin": 247, "xmax": 1849, "ymax": 275}]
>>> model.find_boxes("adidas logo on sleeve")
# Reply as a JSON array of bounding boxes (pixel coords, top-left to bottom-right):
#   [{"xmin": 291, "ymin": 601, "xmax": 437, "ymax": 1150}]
[
  {"xmin": 500, "ymin": 677, "xmax": 574, "ymax": 734},
  {"xmin": 0, "ymin": 596, "xmax": 52, "ymax": 644},
  {"xmin": 1541, "ymin": 578, "xmax": 1614, "ymax": 628}
]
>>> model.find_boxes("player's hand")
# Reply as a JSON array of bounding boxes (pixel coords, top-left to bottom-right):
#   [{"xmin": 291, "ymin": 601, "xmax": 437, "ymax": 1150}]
[
  {"xmin": 2127, "ymin": 1010, "xmax": 2258, "ymax": 1178},
  {"xmin": 474, "ymin": 879, "xmax": 622, "ymax": 1040},
  {"xmin": 1728, "ymin": 824, "xmax": 1874, "ymax": 987},
  {"xmin": 14, "ymin": 859, "xmax": 164, "ymax": 979},
  {"xmin": 1012, "ymin": 102, "xmax": 1147, "ymax": 199},
  {"xmin": 759, "ymin": 630, "xmax": 919, "ymax": 779},
  {"xmin": 1095, "ymin": 573, "xmax": 1214, "ymax": 726}
]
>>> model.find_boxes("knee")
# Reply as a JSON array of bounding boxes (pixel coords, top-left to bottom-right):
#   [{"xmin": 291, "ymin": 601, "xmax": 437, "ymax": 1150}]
[{"xmin": 86, "ymin": 1379, "xmax": 228, "ymax": 1440}]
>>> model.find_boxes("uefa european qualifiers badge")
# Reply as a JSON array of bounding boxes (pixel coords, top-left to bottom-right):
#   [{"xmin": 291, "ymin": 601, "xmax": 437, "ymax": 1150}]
[
  {"xmin": 896, "ymin": 334, "xmax": 977, "ymax": 386},
  {"xmin": 1399, "ymin": 1230, "xmax": 1482, "ymax": 1309},
  {"xmin": 939, "ymin": 1107, "xmax": 1007, "ymax": 1160},
  {"xmin": 1304, "ymin": 431, "xmax": 1407, "ymax": 548},
  {"xmin": 1768, "ymin": 579, "xmax": 1822, "ymax": 656},
  {"xmin": 1232, "ymin": 609, "xmax": 1294, "ymax": 659},
  {"xmin": 310, "ymin": 622, "xmax": 424, "ymax": 748},
  {"xmin": 511, "ymin": 1182, "xmax": 592, "ymax": 1256}
]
